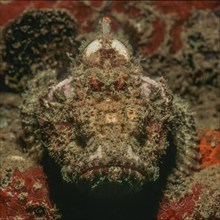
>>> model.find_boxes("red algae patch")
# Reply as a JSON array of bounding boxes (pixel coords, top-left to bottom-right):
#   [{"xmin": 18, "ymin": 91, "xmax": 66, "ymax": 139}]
[
  {"xmin": 199, "ymin": 130, "xmax": 220, "ymax": 168},
  {"xmin": 0, "ymin": 167, "xmax": 60, "ymax": 219},
  {"xmin": 158, "ymin": 184, "xmax": 202, "ymax": 220},
  {"xmin": 154, "ymin": 1, "xmax": 220, "ymax": 53},
  {"xmin": 160, "ymin": 164, "xmax": 220, "ymax": 220}
]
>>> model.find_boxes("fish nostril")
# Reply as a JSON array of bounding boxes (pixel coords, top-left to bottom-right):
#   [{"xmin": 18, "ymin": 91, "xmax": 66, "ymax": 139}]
[{"xmin": 127, "ymin": 145, "xmax": 140, "ymax": 161}]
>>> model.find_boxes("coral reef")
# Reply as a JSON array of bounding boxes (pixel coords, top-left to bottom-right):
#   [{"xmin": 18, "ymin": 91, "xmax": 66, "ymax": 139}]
[
  {"xmin": 0, "ymin": 1, "xmax": 219, "ymax": 219},
  {"xmin": 158, "ymin": 184, "xmax": 202, "ymax": 220},
  {"xmin": 0, "ymin": 92, "xmax": 36, "ymax": 177},
  {"xmin": 159, "ymin": 164, "xmax": 220, "ymax": 219},
  {"xmin": 158, "ymin": 130, "xmax": 220, "ymax": 219},
  {"xmin": 1, "ymin": 1, "xmax": 219, "ymax": 129},
  {"xmin": 141, "ymin": 8, "xmax": 220, "ymax": 129},
  {"xmin": 1, "ymin": 9, "xmax": 78, "ymax": 91},
  {"xmin": 0, "ymin": 91, "xmax": 61, "ymax": 219}
]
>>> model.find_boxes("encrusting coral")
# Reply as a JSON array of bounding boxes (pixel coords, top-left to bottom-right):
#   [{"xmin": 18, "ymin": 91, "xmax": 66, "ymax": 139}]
[
  {"xmin": 0, "ymin": 84, "xmax": 60, "ymax": 219},
  {"xmin": 158, "ymin": 164, "xmax": 220, "ymax": 220},
  {"xmin": 2, "ymin": 9, "xmax": 78, "ymax": 91},
  {"xmin": 0, "ymin": 167, "xmax": 60, "ymax": 219}
]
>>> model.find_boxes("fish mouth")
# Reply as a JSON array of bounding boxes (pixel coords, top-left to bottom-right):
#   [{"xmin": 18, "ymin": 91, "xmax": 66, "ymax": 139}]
[
  {"xmin": 75, "ymin": 164, "xmax": 147, "ymax": 196},
  {"xmin": 81, "ymin": 165, "xmax": 144, "ymax": 176},
  {"xmin": 78, "ymin": 164, "xmax": 146, "ymax": 181}
]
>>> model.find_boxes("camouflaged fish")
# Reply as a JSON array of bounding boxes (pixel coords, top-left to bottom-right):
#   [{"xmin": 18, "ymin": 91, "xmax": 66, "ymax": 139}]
[{"xmin": 21, "ymin": 17, "xmax": 200, "ymax": 195}]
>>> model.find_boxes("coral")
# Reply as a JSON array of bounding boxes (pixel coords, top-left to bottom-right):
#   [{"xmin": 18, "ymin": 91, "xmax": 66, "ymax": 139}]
[
  {"xmin": 199, "ymin": 130, "xmax": 220, "ymax": 168},
  {"xmin": 159, "ymin": 164, "xmax": 220, "ymax": 219},
  {"xmin": 157, "ymin": 184, "xmax": 202, "ymax": 220},
  {"xmin": 159, "ymin": 130, "xmax": 220, "ymax": 219},
  {"xmin": 0, "ymin": 2, "xmax": 219, "ymax": 219},
  {"xmin": 0, "ymin": 167, "xmax": 60, "ymax": 220},
  {"xmin": 2, "ymin": 9, "xmax": 78, "ymax": 91},
  {"xmin": 191, "ymin": 165, "xmax": 220, "ymax": 219},
  {"xmin": 0, "ymin": 92, "xmax": 37, "ymax": 178},
  {"xmin": 140, "ymin": 8, "xmax": 220, "ymax": 129},
  {"xmin": 0, "ymin": 87, "xmax": 60, "ymax": 220},
  {"xmin": 180, "ymin": 9, "xmax": 219, "ymax": 88}
]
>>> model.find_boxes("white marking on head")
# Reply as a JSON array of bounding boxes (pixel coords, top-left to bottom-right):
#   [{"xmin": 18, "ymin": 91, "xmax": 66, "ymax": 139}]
[
  {"xmin": 141, "ymin": 76, "xmax": 170, "ymax": 102},
  {"xmin": 47, "ymin": 77, "xmax": 73, "ymax": 100},
  {"xmin": 84, "ymin": 39, "xmax": 102, "ymax": 58},
  {"xmin": 83, "ymin": 18, "xmax": 130, "ymax": 61},
  {"xmin": 141, "ymin": 76, "xmax": 158, "ymax": 97},
  {"xmin": 111, "ymin": 39, "xmax": 130, "ymax": 61},
  {"xmin": 89, "ymin": 145, "xmax": 103, "ymax": 161}
]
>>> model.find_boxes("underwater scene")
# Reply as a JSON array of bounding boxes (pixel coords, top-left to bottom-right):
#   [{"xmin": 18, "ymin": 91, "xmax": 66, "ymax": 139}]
[{"xmin": 0, "ymin": 1, "xmax": 220, "ymax": 220}]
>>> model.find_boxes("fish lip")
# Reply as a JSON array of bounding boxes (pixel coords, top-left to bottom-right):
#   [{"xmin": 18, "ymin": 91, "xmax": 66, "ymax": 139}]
[{"xmin": 78, "ymin": 164, "xmax": 146, "ymax": 178}]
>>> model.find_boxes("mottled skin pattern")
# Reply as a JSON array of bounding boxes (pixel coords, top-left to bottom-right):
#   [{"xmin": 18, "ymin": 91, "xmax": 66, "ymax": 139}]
[{"xmin": 21, "ymin": 18, "xmax": 199, "ymax": 195}]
